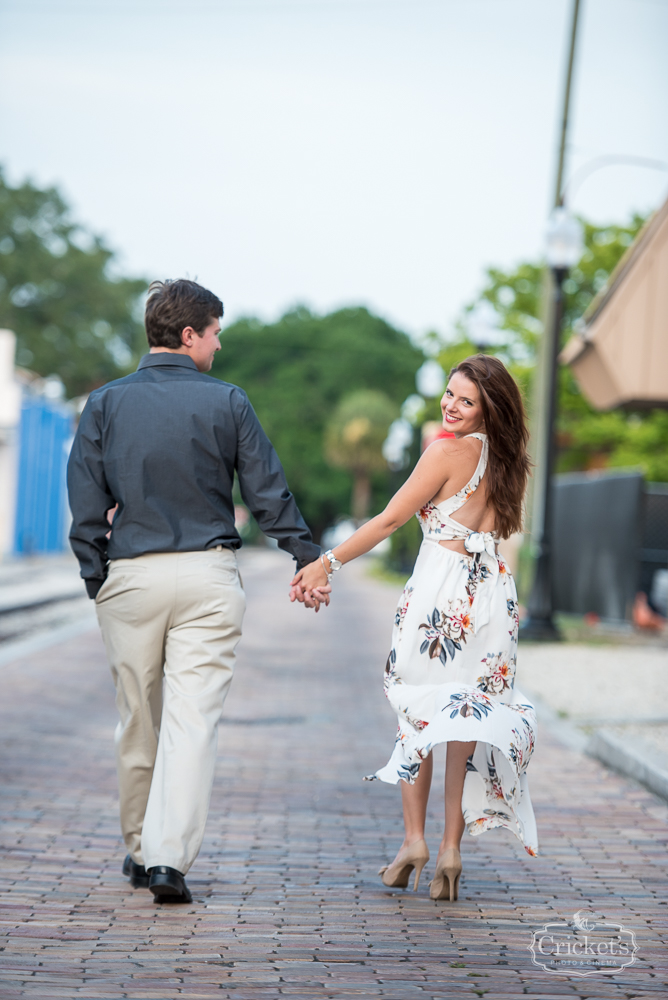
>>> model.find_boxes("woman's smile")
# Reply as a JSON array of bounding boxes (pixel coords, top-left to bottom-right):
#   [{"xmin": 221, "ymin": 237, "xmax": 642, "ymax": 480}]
[{"xmin": 439, "ymin": 372, "xmax": 486, "ymax": 436}]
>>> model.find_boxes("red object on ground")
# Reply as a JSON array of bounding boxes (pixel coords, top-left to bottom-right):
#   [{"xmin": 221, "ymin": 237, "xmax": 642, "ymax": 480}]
[{"xmin": 632, "ymin": 591, "xmax": 666, "ymax": 631}]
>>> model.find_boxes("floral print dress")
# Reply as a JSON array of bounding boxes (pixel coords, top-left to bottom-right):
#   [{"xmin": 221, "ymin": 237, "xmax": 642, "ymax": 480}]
[{"xmin": 369, "ymin": 433, "xmax": 538, "ymax": 856}]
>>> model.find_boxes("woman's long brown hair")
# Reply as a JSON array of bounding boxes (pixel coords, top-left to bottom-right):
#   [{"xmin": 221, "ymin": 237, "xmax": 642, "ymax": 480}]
[{"xmin": 449, "ymin": 355, "xmax": 530, "ymax": 539}]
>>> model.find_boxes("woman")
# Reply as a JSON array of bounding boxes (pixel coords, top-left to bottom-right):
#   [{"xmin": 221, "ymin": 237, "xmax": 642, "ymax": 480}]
[{"xmin": 292, "ymin": 355, "xmax": 538, "ymax": 901}]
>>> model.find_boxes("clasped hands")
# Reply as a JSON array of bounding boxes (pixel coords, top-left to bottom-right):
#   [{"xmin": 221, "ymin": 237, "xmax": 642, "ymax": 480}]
[{"xmin": 289, "ymin": 557, "xmax": 331, "ymax": 612}]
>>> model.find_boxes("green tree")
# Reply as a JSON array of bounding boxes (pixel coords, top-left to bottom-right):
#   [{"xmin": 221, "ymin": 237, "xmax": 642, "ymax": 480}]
[
  {"xmin": 0, "ymin": 168, "xmax": 147, "ymax": 397},
  {"xmin": 441, "ymin": 213, "xmax": 667, "ymax": 481},
  {"xmin": 325, "ymin": 390, "xmax": 399, "ymax": 521},
  {"xmin": 212, "ymin": 306, "xmax": 424, "ymax": 539}
]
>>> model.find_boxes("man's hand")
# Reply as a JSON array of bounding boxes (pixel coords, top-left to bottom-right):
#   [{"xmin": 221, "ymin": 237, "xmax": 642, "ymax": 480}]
[
  {"xmin": 289, "ymin": 582, "xmax": 331, "ymax": 612},
  {"xmin": 290, "ymin": 558, "xmax": 332, "ymax": 612}
]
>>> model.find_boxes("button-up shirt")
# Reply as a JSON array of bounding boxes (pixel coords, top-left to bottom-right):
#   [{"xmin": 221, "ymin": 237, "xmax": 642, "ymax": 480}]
[{"xmin": 67, "ymin": 352, "xmax": 320, "ymax": 595}]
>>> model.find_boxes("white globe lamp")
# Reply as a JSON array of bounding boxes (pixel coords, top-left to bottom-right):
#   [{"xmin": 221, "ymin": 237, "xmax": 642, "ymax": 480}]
[
  {"xmin": 415, "ymin": 360, "xmax": 445, "ymax": 399},
  {"xmin": 545, "ymin": 207, "xmax": 583, "ymax": 270}
]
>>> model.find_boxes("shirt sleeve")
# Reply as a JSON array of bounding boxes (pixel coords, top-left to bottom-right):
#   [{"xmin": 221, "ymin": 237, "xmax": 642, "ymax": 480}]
[
  {"xmin": 67, "ymin": 395, "xmax": 116, "ymax": 591},
  {"xmin": 232, "ymin": 390, "xmax": 320, "ymax": 569}
]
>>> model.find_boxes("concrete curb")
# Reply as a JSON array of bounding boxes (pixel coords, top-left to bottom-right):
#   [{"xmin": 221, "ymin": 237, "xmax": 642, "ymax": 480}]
[
  {"xmin": 523, "ymin": 689, "xmax": 590, "ymax": 754},
  {"xmin": 0, "ymin": 612, "xmax": 97, "ymax": 668},
  {"xmin": 0, "ymin": 585, "xmax": 85, "ymax": 615},
  {"xmin": 528, "ymin": 688, "xmax": 668, "ymax": 803},
  {"xmin": 586, "ymin": 729, "xmax": 668, "ymax": 802}
]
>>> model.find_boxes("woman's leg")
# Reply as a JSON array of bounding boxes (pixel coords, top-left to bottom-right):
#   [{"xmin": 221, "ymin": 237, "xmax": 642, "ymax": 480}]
[
  {"xmin": 397, "ymin": 752, "xmax": 433, "ymax": 850},
  {"xmin": 440, "ymin": 741, "xmax": 476, "ymax": 853},
  {"xmin": 381, "ymin": 755, "xmax": 432, "ymax": 885}
]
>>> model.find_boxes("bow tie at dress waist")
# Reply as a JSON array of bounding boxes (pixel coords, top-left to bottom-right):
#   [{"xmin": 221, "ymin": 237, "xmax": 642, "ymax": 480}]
[
  {"xmin": 424, "ymin": 527, "xmax": 499, "ymax": 632},
  {"xmin": 463, "ymin": 530, "xmax": 497, "ymax": 558},
  {"xmin": 423, "ymin": 522, "xmax": 497, "ymax": 554}
]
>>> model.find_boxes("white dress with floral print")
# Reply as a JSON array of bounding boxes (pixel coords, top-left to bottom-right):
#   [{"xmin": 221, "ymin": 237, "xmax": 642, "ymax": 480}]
[{"xmin": 369, "ymin": 433, "xmax": 538, "ymax": 857}]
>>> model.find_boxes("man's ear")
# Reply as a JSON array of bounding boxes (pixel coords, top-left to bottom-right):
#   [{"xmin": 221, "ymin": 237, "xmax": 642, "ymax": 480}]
[{"xmin": 181, "ymin": 326, "xmax": 197, "ymax": 347}]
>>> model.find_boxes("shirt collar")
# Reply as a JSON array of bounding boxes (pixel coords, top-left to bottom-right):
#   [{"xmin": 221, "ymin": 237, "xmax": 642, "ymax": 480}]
[{"xmin": 137, "ymin": 352, "xmax": 200, "ymax": 372}]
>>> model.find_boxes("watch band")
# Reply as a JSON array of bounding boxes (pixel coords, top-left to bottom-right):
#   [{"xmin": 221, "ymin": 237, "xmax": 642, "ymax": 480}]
[{"xmin": 324, "ymin": 549, "xmax": 342, "ymax": 573}]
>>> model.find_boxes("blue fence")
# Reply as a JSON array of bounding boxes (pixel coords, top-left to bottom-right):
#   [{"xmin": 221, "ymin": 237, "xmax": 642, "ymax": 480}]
[{"xmin": 14, "ymin": 396, "xmax": 73, "ymax": 554}]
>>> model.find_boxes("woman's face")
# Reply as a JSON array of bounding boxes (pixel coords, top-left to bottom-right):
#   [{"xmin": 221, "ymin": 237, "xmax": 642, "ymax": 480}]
[{"xmin": 441, "ymin": 372, "xmax": 485, "ymax": 437}]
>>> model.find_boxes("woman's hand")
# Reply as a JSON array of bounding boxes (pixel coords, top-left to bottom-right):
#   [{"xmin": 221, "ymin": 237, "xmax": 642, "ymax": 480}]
[{"xmin": 292, "ymin": 559, "xmax": 329, "ymax": 593}]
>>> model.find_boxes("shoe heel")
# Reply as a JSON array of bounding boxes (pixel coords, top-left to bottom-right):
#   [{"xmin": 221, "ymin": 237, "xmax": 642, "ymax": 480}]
[
  {"xmin": 412, "ymin": 858, "xmax": 427, "ymax": 892},
  {"xmin": 429, "ymin": 849, "xmax": 462, "ymax": 902},
  {"xmin": 379, "ymin": 839, "xmax": 430, "ymax": 891},
  {"xmin": 444, "ymin": 866, "xmax": 460, "ymax": 902}
]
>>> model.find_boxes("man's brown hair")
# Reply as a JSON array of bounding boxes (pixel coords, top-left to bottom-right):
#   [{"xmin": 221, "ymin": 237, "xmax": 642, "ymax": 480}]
[{"xmin": 144, "ymin": 279, "xmax": 224, "ymax": 349}]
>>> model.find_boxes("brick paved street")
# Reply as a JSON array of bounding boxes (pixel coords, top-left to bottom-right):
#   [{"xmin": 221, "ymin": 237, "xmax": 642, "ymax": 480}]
[{"xmin": 1, "ymin": 549, "xmax": 667, "ymax": 999}]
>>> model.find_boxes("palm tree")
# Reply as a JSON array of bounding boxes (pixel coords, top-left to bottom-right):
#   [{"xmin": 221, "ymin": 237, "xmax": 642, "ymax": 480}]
[{"xmin": 325, "ymin": 390, "xmax": 398, "ymax": 522}]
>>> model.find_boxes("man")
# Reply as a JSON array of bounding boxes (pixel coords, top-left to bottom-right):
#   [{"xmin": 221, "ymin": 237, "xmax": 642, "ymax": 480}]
[{"xmin": 68, "ymin": 279, "xmax": 323, "ymax": 903}]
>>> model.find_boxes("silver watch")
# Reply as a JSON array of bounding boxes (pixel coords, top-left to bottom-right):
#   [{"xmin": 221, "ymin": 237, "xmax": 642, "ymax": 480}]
[{"xmin": 324, "ymin": 549, "xmax": 342, "ymax": 573}]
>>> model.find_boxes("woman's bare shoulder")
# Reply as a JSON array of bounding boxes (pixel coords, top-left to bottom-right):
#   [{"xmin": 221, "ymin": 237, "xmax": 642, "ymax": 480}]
[
  {"xmin": 426, "ymin": 435, "xmax": 481, "ymax": 461},
  {"xmin": 417, "ymin": 436, "xmax": 480, "ymax": 481}
]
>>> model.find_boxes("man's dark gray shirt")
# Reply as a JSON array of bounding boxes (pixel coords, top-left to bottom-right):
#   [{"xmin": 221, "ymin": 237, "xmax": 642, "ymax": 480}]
[{"xmin": 67, "ymin": 353, "xmax": 320, "ymax": 597}]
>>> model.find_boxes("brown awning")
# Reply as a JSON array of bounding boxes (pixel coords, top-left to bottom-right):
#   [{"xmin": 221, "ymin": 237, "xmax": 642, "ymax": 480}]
[{"xmin": 560, "ymin": 196, "xmax": 668, "ymax": 410}]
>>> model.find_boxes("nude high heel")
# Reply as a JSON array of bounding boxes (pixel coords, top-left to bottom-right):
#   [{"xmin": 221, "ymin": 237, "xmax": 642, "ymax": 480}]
[
  {"xmin": 429, "ymin": 848, "xmax": 462, "ymax": 901},
  {"xmin": 378, "ymin": 839, "xmax": 430, "ymax": 891}
]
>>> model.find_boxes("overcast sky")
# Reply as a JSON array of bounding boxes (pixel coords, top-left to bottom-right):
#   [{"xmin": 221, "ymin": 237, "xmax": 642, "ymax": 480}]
[{"xmin": 1, "ymin": 0, "xmax": 667, "ymax": 341}]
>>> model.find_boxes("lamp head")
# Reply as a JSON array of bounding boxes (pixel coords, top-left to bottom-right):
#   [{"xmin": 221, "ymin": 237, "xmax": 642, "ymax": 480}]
[
  {"xmin": 467, "ymin": 300, "xmax": 505, "ymax": 352},
  {"xmin": 415, "ymin": 360, "xmax": 445, "ymax": 399},
  {"xmin": 545, "ymin": 207, "xmax": 583, "ymax": 269}
]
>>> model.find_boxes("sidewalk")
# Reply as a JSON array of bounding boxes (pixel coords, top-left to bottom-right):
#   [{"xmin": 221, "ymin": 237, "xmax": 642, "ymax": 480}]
[
  {"xmin": 0, "ymin": 553, "xmax": 84, "ymax": 613},
  {"xmin": 519, "ymin": 639, "xmax": 668, "ymax": 800},
  {"xmin": 1, "ymin": 549, "xmax": 667, "ymax": 999},
  {"xmin": 0, "ymin": 554, "xmax": 90, "ymax": 650}
]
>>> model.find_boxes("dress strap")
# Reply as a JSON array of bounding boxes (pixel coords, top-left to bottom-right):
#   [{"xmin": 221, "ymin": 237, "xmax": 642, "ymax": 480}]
[{"xmin": 443, "ymin": 434, "xmax": 488, "ymax": 514}]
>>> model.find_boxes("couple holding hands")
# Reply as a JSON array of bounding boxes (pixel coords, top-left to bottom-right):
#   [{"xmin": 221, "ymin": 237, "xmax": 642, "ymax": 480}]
[{"xmin": 68, "ymin": 279, "xmax": 537, "ymax": 906}]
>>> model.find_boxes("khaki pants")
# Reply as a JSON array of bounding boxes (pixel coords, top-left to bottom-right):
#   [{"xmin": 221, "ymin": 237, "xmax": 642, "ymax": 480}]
[{"xmin": 95, "ymin": 548, "xmax": 245, "ymax": 874}]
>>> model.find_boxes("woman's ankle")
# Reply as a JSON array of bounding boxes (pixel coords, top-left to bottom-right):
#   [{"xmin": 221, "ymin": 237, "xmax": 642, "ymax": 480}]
[
  {"xmin": 438, "ymin": 839, "xmax": 461, "ymax": 854},
  {"xmin": 402, "ymin": 833, "xmax": 426, "ymax": 848}
]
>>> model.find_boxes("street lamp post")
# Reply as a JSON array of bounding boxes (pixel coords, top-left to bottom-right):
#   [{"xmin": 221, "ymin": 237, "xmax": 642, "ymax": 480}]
[{"xmin": 521, "ymin": 209, "xmax": 582, "ymax": 641}]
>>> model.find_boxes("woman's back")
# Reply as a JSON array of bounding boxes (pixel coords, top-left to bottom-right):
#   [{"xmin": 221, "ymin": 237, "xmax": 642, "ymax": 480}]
[{"xmin": 427, "ymin": 435, "xmax": 497, "ymax": 554}]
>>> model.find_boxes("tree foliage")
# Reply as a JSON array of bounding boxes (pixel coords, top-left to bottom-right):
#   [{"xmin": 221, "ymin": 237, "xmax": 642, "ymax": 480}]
[
  {"xmin": 0, "ymin": 168, "xmax": 147, "ymax": 397},
  {"xmin": 441, "ymin": 213, "xmax": 667, "ymax": 481},
  {"xmin": 325, "ymin": 390, "xmax": 399, "ymax": 520},
  {"xmin": 212, "ymin": 306, "xmax": 424, "ymax": 539}
]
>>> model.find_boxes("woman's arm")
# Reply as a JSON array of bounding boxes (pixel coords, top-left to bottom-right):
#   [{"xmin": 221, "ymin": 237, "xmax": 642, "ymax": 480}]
[{"xmin": 291, "ymin": 437, "xmax": 464, "ymax": 594}]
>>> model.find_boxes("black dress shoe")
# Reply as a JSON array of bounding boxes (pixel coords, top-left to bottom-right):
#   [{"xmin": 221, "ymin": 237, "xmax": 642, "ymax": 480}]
[
  {"xmin": 122, "ymin": 854, "xmax": 150, "ymax": 888},
  {"xmin": 148, "ymin": 865, "xmax": 192, "ymax": 904}
]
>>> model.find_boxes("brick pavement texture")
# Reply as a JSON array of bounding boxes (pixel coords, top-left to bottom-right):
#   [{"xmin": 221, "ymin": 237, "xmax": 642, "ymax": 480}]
[{"xmin": 1, "ymin": 550, "xmax": 667, "ymax": 1000}]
